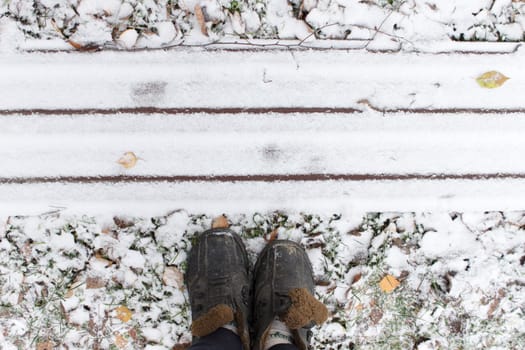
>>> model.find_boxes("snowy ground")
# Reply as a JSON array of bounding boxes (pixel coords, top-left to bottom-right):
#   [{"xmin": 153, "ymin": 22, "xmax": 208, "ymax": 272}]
[
  {"xmin": 3, "ymin": 0, "xmax": 525, "ymax": 50},
  {"xmin": 0, "ymin": 211, "xmax": 524, "ymax": 349},
  {"xmin": 1, "ymin": 5, "xmax": 524, "ymax": 350}
]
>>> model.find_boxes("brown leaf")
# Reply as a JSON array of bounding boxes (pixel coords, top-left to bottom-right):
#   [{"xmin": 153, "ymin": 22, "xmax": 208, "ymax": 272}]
[
  {"xmin": 351, "ymin": 273, "xmax": 362, "ymax": 285},
  {"xmin": 314, "ymin": 278, "xmax": 331, "ymax": 286},
  {"xmin": 113, "ymin": 216, "xmax": 135, "ymax": 229},
  {"xmin": 305, "ymin": 239, "xmax": 325, "ymax": 249},
  {"xmin": 86, "ymin": 276, "xmax": 106, "ymax": 289},
  {"xmin": 195, "ymin": 5, "xmax": 208, "ymax": 36},
  {"xmin": 128, "ymin": 328, "xmax": 138, "ymax": 341},
  {"xmin": 399, "ymin": 270, "xmax": 410, "ymax": 282},
  {"xmin": 67, "ymin": 40, "xmax": 100, "ymax": 52},
  {"xmin": 163, "ymin": 266, "xmax": 184, "ymax": 290},
  {"xmin": 94, "ymin": 252, "xmax": 114, "ymax": 267},
  {"xmin": 65, "ymin": 274, "xmax": 83, "ymax": 298},
  {"xmin": 36, "ymin": 341, "xmax": 54, "ymax": 350},
  {"xmin": 487, "ymin": 289, "xmax": 506, "ymax": 319},
  {"xmin": 369, "ymin": 308, "xmax": 383, "ymax": 325},
  {"xmin": 67, "ymin": 40, "xmax": 83, "ymax": 49},
  {"xmin": 348, "ymin": 228, "xmax": 362, "ymax": 236},
  {"xmin": 211, "ymin": 215, "xmax": 229, "ymax": 229},
  {"xmin": 264, "ymin": 228, "xmax": 279, "ymax": 242},
  {"xmin": 172, "ymin": 343, "xmax": 192, "ymax": 350}
]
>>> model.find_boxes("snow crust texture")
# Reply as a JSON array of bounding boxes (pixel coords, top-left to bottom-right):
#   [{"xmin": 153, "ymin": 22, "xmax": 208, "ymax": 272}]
[
  {"xmin": 0, "ymin": 210, "xmax": 524, "ymax": 349},
  {"xmin": 2, "ymin": 0, "xmax": 525, "ymax": 50}
]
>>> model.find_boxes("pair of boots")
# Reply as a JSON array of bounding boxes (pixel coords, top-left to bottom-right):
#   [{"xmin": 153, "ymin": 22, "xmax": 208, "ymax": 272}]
[{"xmin": 185, "ymin": 226, "xmax": 328, "ymax": 350}]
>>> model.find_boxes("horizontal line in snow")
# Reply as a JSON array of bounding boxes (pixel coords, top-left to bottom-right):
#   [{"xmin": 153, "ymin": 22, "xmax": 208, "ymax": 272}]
[
  {"xmin": 2, "ymin": 173, "xmax": 525, "ymax": 184},
  {"xmin": 3, "ymin": 107, "xmax": 525, "ymax": 115},
  {"xmin": 0, "ymin": 107, "xmax": 362, "ymax": 115}
]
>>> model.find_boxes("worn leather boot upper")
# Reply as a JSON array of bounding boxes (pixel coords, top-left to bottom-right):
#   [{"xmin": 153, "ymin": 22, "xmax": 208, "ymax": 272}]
[
  {"xmin": 185, "ymin": 229, "xmax": 251, "ymax": 350},
  {"xmin": 253, "ymin": 240, "xmax": 328, "ymax": 350}
]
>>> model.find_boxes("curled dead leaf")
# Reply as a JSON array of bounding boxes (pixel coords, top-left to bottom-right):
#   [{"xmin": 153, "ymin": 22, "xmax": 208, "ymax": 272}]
[
  {"xmin": 163, "ymin": 266, "xmax": 184, "ymax": 290},
  {"xmin": 379, "ymin": 274, "xmax": 400, "ymax": 293},
  {"xmin": 115, "ymin": 305, "xmax": 133, "ymax": 323},
  {"xmin": 117, "ymin": 151, "xmax": 139, "ymax": 169},
  {"xmin": 264, "ymin": 228, "xmax": 279, "ymax": 242},
  {"xmin": 476, "ymin": 71, "xmax": 509, "ymax": 89},
  {"xmin": 67, "ymin": 40, "xmax": 83, "ymax": 49},
  {"xmin": 351, "ymin": 273, "xmax": 362, "ymax": 285}
]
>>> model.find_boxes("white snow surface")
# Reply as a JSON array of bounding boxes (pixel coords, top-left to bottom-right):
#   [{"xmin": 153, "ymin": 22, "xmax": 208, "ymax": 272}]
[{"xmin": 3, "ymin": 50, "xmax": 525, "ymax": 109}]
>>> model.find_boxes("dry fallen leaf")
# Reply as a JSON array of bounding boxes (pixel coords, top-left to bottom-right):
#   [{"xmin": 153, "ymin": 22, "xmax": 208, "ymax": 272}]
[
  {"xmin": 163, "ymin": 266, "xmax": 184, "ymax": 290},
  {"xmin": 264, "ymin": 228, "xmax": 279, "ymax": 242},
  {"xmin": 115, "ymin": 333, "xmax": 128, "ymax": 349},
  {"xmin": 65, "ymin": 274, "xmax": 83, "ymax": 298},
  {"xmin": 211, "ymin": 215, "xmax": 230, "ymax": 229},
  {"xmin": 94, "ymin": 252, "xmax": 114, "ymax": 267},
  {"xmin": 369, "ymin": 308, "xmax": 384, "ymax": 325},
  {"xmin": 379, "ymin": 274, "xmax": 400, "ymax": 293},
  {"xmin": 115, "ymin": 305, "xmax": 133, "ymax": 323},
  {"xmin": 67, "ymin": 40, "xmax": 83, "ymax": 49},
  {"xmin": 195, "ymin": 5, "xmax": 208, "ymax": 36},
  {"xmin": 117, "ymin": 151, "xmax": 139, "ymax": 169},
  {"xmin": 488, "ymin": 288, "xmax": 506, "ymax": 319},
  {"xmin": 86, "ymin": 276, "xmax": 106, "ymax": 289},
  {"xmin": 476, "ymin": 71, "xmax": 509, "ymax": 89},
  {"xmin": 36, "ymin": 341, "xmax": 54, "ymax": 350}
]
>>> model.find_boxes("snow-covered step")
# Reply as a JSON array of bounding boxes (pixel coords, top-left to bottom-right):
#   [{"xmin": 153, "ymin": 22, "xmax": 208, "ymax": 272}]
[
  {"xmin": 3, "ymin": 179, "xmax": 525, "ymax": 217},
  {"xmin": 1, "ymin": 113, "xmax": 525, "ymax": 178},
  {"xmin": 1, "ymin": 113, "xmax": 525, "ymax": 215},
  {"xmin": 1, "ymin": 50, "xmax": 524, "ymax": 111}
]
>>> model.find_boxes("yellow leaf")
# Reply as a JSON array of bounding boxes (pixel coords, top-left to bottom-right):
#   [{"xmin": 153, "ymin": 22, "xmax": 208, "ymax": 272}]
[
  {"xmin": 117, "ymin": 152, "xmax": 138, "ymax": 169},
  {"xmin": 379, "ymin": 274, "xmax": 400, "ymax": 293},
  {"xmin": 115, "ymin": 333, "xmax": 128, "ymax": 349},
  {"xmin": 115, "ymin": 305, "xmax": 133, "ymax": 322},
  {"xmin": 476, "ymin": 71, "xmax": 509, "ymax": 89}
]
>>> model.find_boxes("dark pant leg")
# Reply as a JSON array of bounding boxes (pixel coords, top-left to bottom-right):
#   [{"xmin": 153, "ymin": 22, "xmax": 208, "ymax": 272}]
[
  {"xmin": 189, "ymin": 328, "xmax": 243, "ymax": 350},
  {"xmin": 270, "ymin": 345, "xmax": 300, "ymax": 350}
]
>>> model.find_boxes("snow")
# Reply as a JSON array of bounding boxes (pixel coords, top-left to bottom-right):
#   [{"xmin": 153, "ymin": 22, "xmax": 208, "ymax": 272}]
[
  {"xmin": 2, "ymin": 50, "xmax": 525, "ymax": 111},
  {"xmin": 2, "ymin": 0, "xmax": 525, "ymax": 50},
  {"xmin": 0, "ymin": 210, "xmax": 524, "ymax": 348},
  {"xmin": 0, "ymin": 2, "xmax": 524, "ymax": 349}
]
